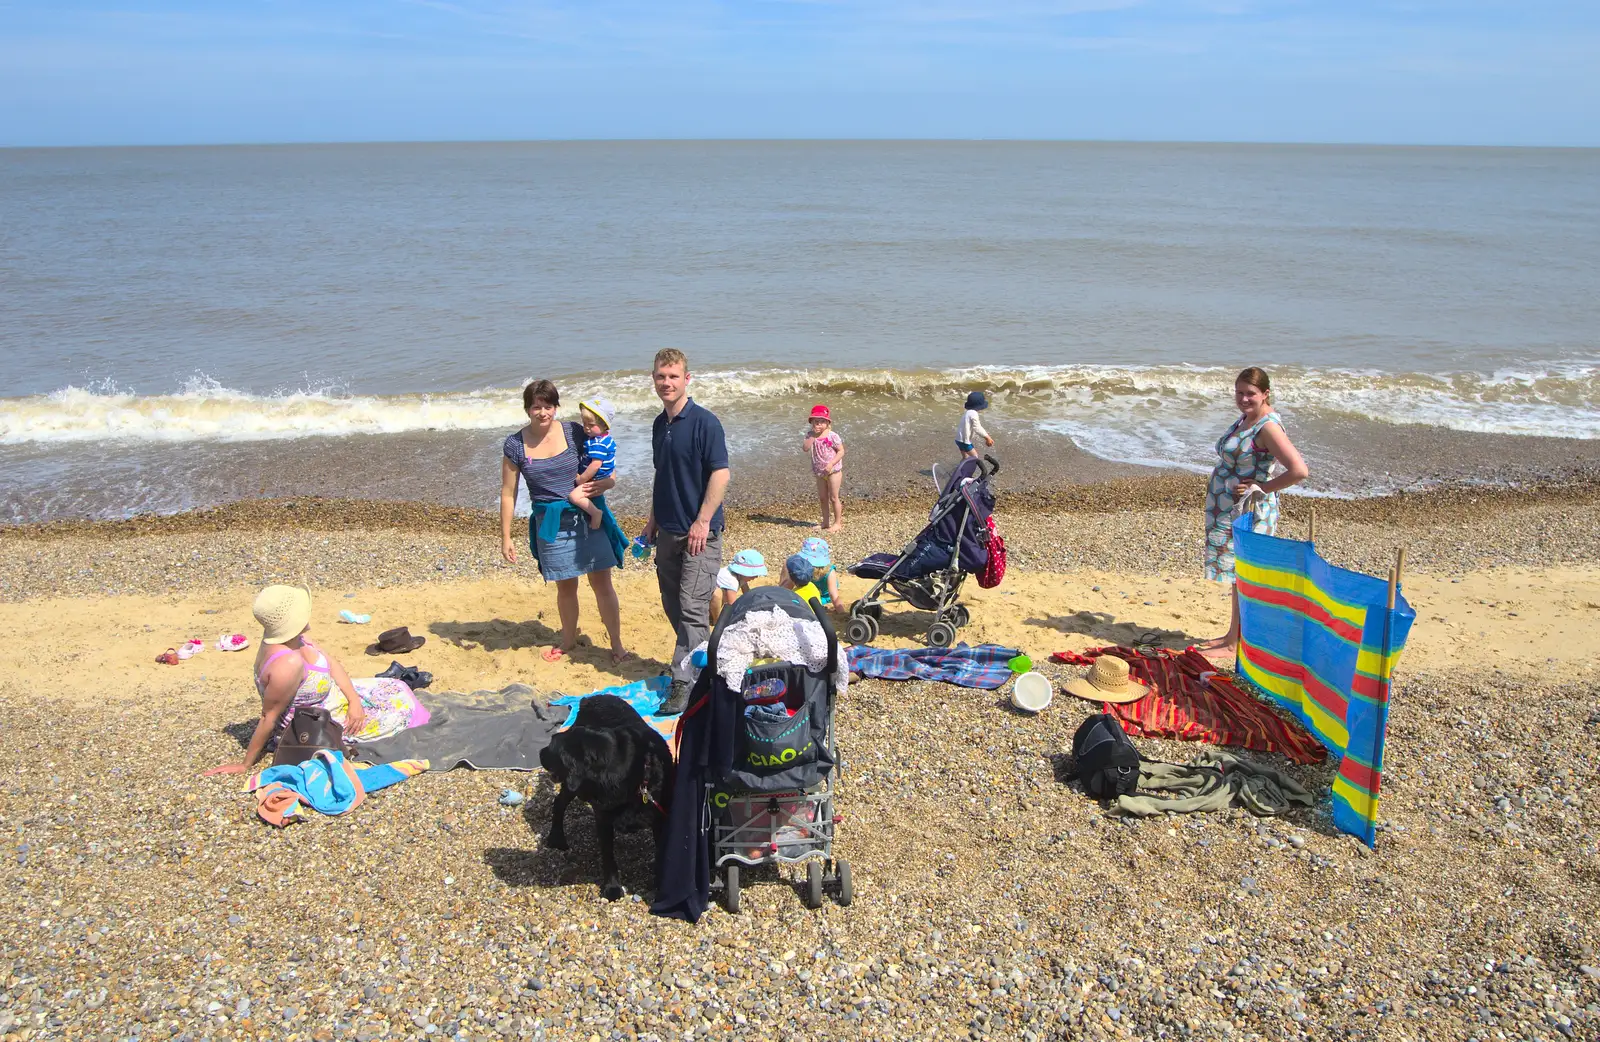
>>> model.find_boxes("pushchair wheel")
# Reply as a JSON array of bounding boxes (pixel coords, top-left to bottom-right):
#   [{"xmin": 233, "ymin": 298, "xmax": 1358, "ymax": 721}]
[
  {"xmin": 846, "ymin": 613, "xmax": 878, "ymax": 645},
  {"xmin": 835, "ymin": 858, "xmax": 853, "ymax": 906},
  {"xmin": 806, "ymin": 860, "xmax": 824, "ymax": 909},
  {"xmin": 950, "ymin": 605, "xmax": 971, "ymax": 628},
  {"xmin": 851, "ymin": 600, "xmax": 882, "ymax": 621},
  {"xmin": 724, "ymin": 864, "xmax": 741, "ymax": 914},
  {"xmin": 926, "ymin": 621, "xmax": 956, "ymax": 648}
]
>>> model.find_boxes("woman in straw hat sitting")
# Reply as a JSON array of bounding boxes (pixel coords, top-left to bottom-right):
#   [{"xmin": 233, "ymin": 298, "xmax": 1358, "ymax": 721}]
[{"xmin": 203, "ymin": 585, "xmax": 428, "ymax": 776}]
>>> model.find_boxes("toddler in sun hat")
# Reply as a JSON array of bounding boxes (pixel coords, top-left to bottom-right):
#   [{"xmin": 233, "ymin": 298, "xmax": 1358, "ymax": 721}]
[
  {"xmin": 956, "ymin": 390, "xmax": 993, "ymax": 459},
  {"xmin": 569, "ymin": 398, "xmax": 618, "ymax": 530},
  {"xmin": 779, "ymin": 552, "xmax": 822, "ymax": 605},
  {"xmin": 802, "ymin": 403, "xmax": 845, "ymax": 532},
  {"xmin": 711, "ymin": 549, "xmax": 768, "ymax": 624},
  {"xmin": 799, "ymin": 536, "xmax": 842, "ymax": 611}
]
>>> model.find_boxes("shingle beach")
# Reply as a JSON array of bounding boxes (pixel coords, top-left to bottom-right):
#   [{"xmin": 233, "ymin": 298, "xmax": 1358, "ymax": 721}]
[{"xmin": 3, "ymin": 480, "xmax": 1599, "ymax": 1041}]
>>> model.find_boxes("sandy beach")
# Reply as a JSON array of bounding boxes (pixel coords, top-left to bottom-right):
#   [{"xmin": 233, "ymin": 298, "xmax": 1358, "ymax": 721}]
[{"xmin": 3, "ymin": 481, "xmax": 1599, "ymax": 1040}]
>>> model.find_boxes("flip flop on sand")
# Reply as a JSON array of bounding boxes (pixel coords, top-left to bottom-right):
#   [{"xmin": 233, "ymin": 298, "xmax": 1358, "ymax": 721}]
[
  {"xmin": 216, "ymin": 633, "xmax": 251, "ymax": 652},
  {"xmin": 541, "ymin": 646, "xmax": 569, "ymax": 663},
  {"xmin": 177, "ymin": 639, "xmax": 205, "ymax": 660},
  {"xmin": 156, "ymin": 648, "xmax": 179, "ymax": 665}
]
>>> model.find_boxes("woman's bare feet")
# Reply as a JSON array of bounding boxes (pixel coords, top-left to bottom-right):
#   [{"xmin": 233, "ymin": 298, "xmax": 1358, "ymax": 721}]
[
  {"xmin": 610, "ymin": 648, "xmax": 632, "ymax": 664},
  {"xmin": 1193, "ymin": 635, "xmax": 1234, "ymax": 652}
]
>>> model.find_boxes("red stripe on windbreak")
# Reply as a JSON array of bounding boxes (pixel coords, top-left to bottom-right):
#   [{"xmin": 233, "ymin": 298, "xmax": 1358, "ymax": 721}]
[
  {"xmin": 1351, "ymin": 673, "xmax": 1390, "ymax": 703},
  {"xmin": 1338, "ymin": 758, "xmax": 1380, "ymax": 794},
  {"xmin": 1237, "ymin": 578, "xmax": 1363, "ymax": 644},
  {"xmin": 1243, "ymin": 644, "xmax": 1348, "ymax": 721}
]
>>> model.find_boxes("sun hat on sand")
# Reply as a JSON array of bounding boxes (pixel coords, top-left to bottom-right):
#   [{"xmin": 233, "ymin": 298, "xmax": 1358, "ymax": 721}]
[
  {"xmin": 252, "ymin": 585, "xmax": 312, "ymax": 645},
  {"xmin": 1063, "ymin": 656, "xmax": 1149, "ymax": 705}
]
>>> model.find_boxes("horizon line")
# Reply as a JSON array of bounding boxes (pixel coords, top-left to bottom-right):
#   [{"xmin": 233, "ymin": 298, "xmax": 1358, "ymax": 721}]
[{"xmin": 4, "ymin": 136, "xmax": 1598, "ymax": 153}]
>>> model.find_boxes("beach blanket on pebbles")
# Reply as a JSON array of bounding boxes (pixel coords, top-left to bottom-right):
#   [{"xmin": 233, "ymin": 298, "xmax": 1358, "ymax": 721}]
[{"xmin": 351, "ymin": 683, "xmax": 565, "ymax": 771}]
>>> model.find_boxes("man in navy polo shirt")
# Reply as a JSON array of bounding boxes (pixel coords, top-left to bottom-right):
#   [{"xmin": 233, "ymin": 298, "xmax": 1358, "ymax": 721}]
[{"xmin": 641, "ymin": 348, "xmax": 731, "ymax": 714}]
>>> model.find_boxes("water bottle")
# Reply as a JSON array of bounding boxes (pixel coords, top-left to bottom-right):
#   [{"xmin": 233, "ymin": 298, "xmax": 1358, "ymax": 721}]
[{"xmin": 630, "ymin": 534, "xmax": 652, "ymax": 560}]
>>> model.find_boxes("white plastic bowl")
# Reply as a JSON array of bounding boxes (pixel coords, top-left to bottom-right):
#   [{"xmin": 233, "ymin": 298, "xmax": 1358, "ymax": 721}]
[{"xmin": 1011, "ymin": 672, "xmax": 1053, "ymax": 713}]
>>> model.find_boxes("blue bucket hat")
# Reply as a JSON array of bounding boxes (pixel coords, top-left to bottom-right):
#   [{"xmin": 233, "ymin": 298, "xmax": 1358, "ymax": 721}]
[
  {"xmin": 965, "ymin": 390, "xmax": 988, "ymax": 411},
  {"xmin": 728, "ymin": 549, "xmax": 767, "ymax": 577},
  {"xmin": 784, "ymin": 553, "xmax": 814, "ymax": 586},
  {"xmin": 799, "ymin": 537, "xmax": 831, "ymax": 567}
]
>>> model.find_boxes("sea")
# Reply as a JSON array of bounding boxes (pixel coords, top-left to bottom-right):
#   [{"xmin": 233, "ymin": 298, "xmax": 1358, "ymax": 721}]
[{"xmin": 2, "ymin": 141, "xmax": 1598, "ymax": 524}]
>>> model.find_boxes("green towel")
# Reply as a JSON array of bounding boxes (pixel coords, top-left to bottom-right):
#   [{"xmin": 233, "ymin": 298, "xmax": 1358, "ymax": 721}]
[{"xmin": 1115, "ymin": 751, "xmax": 1314, "ymax": 818}]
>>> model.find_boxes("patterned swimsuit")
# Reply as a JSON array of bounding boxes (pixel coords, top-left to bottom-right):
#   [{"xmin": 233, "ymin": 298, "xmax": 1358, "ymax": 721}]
[
  {"xmin": 257, "ymin": 638, "xmax": 426, "ymax": 742},
  {"xmin": 1203, "ymin": 411, "xmax": 1283, "ymax": 583}
]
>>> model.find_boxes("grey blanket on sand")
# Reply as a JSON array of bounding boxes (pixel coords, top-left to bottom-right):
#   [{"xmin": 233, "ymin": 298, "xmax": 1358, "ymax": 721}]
[
  {"xmin": 352, "ymin": 684, "xmax": 564, "ymax": 771},
  {"xmin": 1114, "ymin": 751, "xmax": 1315, "ymax": 818}
]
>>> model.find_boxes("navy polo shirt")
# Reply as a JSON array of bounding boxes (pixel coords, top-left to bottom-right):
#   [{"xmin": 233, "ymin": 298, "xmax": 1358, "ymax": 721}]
[{"xmin": 651, "ymin": 398, "xmax": 730, "ymax": 534}]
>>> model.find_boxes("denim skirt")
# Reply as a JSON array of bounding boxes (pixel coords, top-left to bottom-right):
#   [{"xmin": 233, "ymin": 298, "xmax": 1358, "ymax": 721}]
[{"xmin": 532, "ymin": 505, "xmax": 617, "ymax": 582}]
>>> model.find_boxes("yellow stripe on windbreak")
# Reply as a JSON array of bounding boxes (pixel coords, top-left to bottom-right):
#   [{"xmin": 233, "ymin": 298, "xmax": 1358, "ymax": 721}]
[
  {"xmin": 1239, "ymin": 651, "xmax": 1350, "ymax": 748},
  {"xmin": 1332, "ymin": 777, "xmax": 1379, "ymax": 821},
  {"xmin": 1356, "ymin": 647, "xmax": 1405, "ymax": 680},
  {"xmin": 1234, "ymin": 559, "xmax": 1367, "ymax": 630}
]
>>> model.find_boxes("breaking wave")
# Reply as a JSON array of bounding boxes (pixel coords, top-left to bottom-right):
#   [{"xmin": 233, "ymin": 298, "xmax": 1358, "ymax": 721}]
[{"xmin": 3, "ymin": 363, "xmax": 1597, "ymax": 447}]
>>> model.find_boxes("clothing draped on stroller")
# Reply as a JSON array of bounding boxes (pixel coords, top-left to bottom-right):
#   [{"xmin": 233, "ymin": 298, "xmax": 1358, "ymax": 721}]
[
  {"xmin": 846, "ymin": 454, "xmax": 1000, "ymax": 647},
  {"xmin": 650, "ymin": 585, "xmax": 850, "ymax": 922}
]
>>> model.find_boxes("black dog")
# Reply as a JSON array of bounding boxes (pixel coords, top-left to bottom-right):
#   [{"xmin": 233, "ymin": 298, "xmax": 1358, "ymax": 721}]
[{"xmin": 538, "ymin": 694, "xmax": 674, "ymax": 901}]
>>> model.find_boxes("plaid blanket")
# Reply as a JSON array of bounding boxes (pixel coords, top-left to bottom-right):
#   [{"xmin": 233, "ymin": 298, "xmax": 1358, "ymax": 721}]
[
  {"xmin": 1052, "ymin": 646, "xmax": 1325, "ymax": 765},
  {"xmin": 848, "ymin": 643, "xmax": 1021, "ymax": 690}
]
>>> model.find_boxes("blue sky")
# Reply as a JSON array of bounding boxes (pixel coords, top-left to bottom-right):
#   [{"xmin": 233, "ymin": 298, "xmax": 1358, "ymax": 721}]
[{"xmin": 1, "ymin": 1, "xmax": 1595, "ymax": 146}]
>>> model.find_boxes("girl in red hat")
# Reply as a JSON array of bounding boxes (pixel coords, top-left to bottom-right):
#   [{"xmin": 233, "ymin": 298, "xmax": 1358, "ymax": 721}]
[{"xmin": 803, "ymin": 403, "xmax": 845, "ymax": 532}]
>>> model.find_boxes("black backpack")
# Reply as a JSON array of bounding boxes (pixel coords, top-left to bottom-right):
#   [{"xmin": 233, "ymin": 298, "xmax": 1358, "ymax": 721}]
[{"xmin": 1069, "ymin": 713, "xmax": 1141, "ymax": 799}]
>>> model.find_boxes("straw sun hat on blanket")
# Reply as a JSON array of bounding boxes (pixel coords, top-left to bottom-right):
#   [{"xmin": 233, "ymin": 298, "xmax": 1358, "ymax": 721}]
[
  {"xmin": 252, "ymin": 585, "xmax": 312, "ymax": 645},
  {"xmin": 1063, "ymin": 656, "xmax": 1149, "ymax": 705}
]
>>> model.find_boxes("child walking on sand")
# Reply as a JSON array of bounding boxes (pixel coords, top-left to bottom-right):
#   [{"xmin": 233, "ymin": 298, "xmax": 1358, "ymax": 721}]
[
  {"xmin": 569, "ymin": 399, "xmax": 617, "ymax": 529},
  {"xmin": 803, "ymin": 404, "xmax": 845, "ymax": 532},
  {"xmin": 956, "ymin": 391, "xmax": 994, "ymax": 460}
]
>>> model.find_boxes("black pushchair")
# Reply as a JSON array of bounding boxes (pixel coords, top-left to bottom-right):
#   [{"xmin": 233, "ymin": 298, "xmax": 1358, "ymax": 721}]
[
  {"xmin": 845, "ymin": 454, "xmax": 999, "ymax": 648},
  {"xmin": 699, "ymin": 585, "xmax": 850, "ymax": 912}
]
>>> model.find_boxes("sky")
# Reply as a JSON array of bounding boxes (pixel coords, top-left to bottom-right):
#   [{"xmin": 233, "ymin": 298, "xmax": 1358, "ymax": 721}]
[{"xmin": 0, "ymin": 1, "xmax": 1596, "ymax": 147}]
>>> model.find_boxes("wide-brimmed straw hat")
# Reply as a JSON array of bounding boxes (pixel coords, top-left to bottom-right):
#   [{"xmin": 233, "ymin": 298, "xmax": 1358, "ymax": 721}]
[
  {"xmin": 253, "ymin": 585, "xmax": 312, "ymax": 645},
  {"xmin": 1063, "ymin": 656, "xmax": 1149, "ymax": 705}
]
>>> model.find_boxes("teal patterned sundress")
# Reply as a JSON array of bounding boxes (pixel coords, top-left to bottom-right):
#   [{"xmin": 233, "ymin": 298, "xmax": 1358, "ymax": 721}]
[{"xmin": 1203, "ymin": 410, "xmax": 1282, "ymax": 583}]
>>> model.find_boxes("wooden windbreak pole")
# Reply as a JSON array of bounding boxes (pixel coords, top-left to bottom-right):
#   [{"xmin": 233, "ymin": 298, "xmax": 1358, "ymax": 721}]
[
  {"xmin": 1391, "ymin": 547, "xmax": 1406, "ymax": 610},
  {"xmin": 1308, "ymin": 506, "xmax": 1318, "ymax": 544}
]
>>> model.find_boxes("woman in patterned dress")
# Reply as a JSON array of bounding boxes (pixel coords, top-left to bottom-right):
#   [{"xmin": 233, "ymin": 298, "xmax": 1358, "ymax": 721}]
[{"xmin": 1196, "ymin": 368, "xmax": 1309, "ymax": 657}]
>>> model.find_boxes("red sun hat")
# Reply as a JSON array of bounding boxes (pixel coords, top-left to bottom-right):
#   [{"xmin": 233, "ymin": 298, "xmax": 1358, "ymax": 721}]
[{"xmin": 809, "ymin": 404, "xmax": 831, "ymax": 421}]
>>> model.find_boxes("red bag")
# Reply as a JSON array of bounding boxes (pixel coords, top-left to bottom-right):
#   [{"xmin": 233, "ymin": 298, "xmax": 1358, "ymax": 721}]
[{"xmin": 977, "ymin": 517, "xmax": 1006, "ymax": 588}]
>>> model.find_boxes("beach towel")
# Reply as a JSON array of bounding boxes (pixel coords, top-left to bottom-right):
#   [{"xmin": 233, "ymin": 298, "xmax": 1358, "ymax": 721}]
[
  {"xmin": 551, "ymin": 675, "xmax": 679, "ymax": 751},
  {"xmin": 351, "ymin": 684, "xmax": 565, "ymax": 771},
  {"xmin": 248, "ymin": 750, "xmax": 428, "ymax": 827},
  {"xmin": 848, "ymin": 643, "xmax": 1021, "ymax": 690},
  {"xmin": 1113, "ymin": 752, "xmax": 1314, "ymax": 818},
  {"xmin": 551, "ymin": 675, "xmax": 669, "ymax": 729},
  {"xmin": 1050, "ymin": 646, "xmax": 1325, "ymax": 766}
]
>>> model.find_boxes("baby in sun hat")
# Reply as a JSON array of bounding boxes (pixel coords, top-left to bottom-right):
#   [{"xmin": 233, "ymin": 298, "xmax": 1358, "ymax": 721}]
[
  {"xmin": 569, "ymin": 397, "xmax": 618, "ymax": 530},
  {"xmin": 799, "ymin": 536, "xmax": 843, "ymax": 612},
  {"xmin": 779, "ymin": 552, "xmax": 822, "ymax": 604},
  {"xmin": 711, "ymin": 549, "xmax": 768, "ymax": 624}
]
